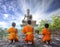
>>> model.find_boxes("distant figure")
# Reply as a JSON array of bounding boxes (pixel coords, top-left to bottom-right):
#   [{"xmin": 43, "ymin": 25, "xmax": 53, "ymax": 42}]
[
  {"xmin": 7, "ymin": 22, "xmax": 19, "ymax": 44},
  {"xmin": 41, "ymin": 23, "xmax": 51, "ymax": 44},
  {"xmin": 22, "ymin": 20, "xmax": 34, "ymax": 44},
  {"xmin": 35, "ymin": 30, "xmax": 39, "ymax": 34}
]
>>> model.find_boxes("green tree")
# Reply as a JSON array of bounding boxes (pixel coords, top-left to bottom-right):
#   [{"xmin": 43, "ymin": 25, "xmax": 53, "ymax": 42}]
[
  {"xmin": 37, "ymin": 20, "xmax": 50, "ymax": 34},
  {"xmin": 37, "ymin": 15, "xmax": 60, "ymax": 34},
  {"xmin": 52, "ymin": 16, "xmax": 60, "ymax": 29},
  {"xmin": 51, "ymin": 15, "xmax": 60, "ymax": 34}
]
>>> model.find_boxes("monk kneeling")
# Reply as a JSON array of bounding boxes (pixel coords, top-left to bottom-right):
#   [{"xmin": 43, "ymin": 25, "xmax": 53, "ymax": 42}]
[
  {"xmin": 22, "ymin": 20, "xmax": 34, "ymax": 44},
  {"xmin": 41, "ymin": 23, "xmax": 51, "ymax": 44},
  {"xmin": 7, "ymin": 22, "xmax": 19, "ymax": 44}
]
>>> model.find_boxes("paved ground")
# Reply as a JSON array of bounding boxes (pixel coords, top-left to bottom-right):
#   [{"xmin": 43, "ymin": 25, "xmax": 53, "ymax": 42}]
[{"xmin": 0, "ymin": 34, "xmax": 60, "ymax": 47}]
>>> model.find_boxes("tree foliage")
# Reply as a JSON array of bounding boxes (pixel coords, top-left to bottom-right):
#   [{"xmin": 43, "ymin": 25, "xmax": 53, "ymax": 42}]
[
  {"xmin": 38, "ymin": 20, "xmax": 50, "ymax": 33},
  {"xmin": 37, "ymin": 15, "xmax": 60, "ymax": 34},
  {"xmin": 51, "ymin": 15, "xmax": 60, "ymax": 31}
]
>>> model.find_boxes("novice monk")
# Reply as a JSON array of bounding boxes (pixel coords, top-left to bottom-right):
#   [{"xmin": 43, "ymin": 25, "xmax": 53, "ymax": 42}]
[
  {"xmin": 41, "ymin": 23, "xmax": 51, "ymax": 44},
  {"xmin": 22, "ymin": 20, "xmax": 34, "ymax": 44},
  {"xmin": 7, "ymin": 22, "xmax": 19, "ymax": 44}
]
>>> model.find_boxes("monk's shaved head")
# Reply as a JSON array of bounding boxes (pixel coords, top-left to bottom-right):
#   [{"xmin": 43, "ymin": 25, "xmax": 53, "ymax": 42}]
[
  {"xmin": 12, "ymin": 22, "xmax": 16, "ymax": 27},
  {"xmin": 27, "ymin": 20, "xmax": 31, "ymax": 25},
  {"xmin": 45, "ymin": 23, "xmax": 49, "ymax": 28}
]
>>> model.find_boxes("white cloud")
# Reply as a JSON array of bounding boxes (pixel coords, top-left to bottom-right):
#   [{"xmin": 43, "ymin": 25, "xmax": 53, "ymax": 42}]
[
  {"xmin": 7, "ymin": 15, "xmax": 24, "ymax": 29},
  {"xmin": 14, "ymin": 12, "xmax": 24, "ymax": 24},
  {"xmin": 0, "ymin": 0, "xmax": 58, "ymax": 28},
  {"xmin": 33, "ymin": 12, "xmax": 49, "ymax": 24},
  {"xmin": 0, "ymin": 22, "xmax": 8, "ymax": 28},
  {"xmin": 2, "ymin": 5, "xmax": 7, "ymax": 12},
  {"xmin": 3, "ymin": 14, "xmax": 9, "ymax": 19},
  {"xmin": 28, "ymin": 0, "xmax": 54, "ymax": 24},
  {"xmin": 16, "ymin": 0, "xmax": 54, "ymax": 24},
  {"xmin": 17, "ymin": 0, "xmax": 30, "ymax": 14},
  {"xmin": 8, "ymin": 13, "xmax": 24, "ymax": 26}
]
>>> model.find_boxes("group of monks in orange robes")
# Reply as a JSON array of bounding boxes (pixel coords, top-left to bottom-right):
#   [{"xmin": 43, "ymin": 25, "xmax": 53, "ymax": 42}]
[{"xmin": 7, "ymin": 20, "xmax": 51, "ymax": 44}]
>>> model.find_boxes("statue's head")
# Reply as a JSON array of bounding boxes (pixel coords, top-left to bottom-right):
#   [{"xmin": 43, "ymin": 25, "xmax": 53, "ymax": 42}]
[{"xmin": 27, "ymin": 9, "xmax": 30, "ymax": 13}]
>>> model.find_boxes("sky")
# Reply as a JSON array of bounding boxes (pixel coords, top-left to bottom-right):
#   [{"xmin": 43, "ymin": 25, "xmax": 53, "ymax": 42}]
[{"xmin": 0, "ymin": 0, "xmax": 60, "ymax": 28}]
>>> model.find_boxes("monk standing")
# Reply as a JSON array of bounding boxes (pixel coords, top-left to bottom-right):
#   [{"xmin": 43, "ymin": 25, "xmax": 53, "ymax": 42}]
[
  {"xmin": 7, "ymin": 22, "xmax": 19, "ymax": 44},
  {"xmin": 22, "ymin": 20, "xmax": 34, "ymax": 44},
  {"xmin": 41, "ymin": 23, "xmax": 51, "ymax": 44}
]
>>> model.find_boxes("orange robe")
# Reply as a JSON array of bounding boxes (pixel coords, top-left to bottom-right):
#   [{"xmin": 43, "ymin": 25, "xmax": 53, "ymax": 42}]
[
  {"xmin": 7, "ymin": 27, "xmax": 18, "ymax": 41},
  {"xmin": 22, "ymin": 25, "xmax": 34, "ymax": 43},
  {"xmin": 41, "ymin": 28, "xmax": 51, "ymax": 42}
]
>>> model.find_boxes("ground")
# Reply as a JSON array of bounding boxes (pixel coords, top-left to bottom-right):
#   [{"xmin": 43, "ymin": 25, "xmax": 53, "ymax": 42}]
[{"xmin": 0, "ymin": 34, "xmax": 60, "ymax": 47}]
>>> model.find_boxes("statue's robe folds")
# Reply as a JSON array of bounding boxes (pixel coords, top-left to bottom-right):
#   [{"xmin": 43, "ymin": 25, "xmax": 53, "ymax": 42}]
[
  {"xmin": 41, "ymin": 28, "xmax": 51, "ymax": 42},
  {"xmin": 7, "ymin": 27, "xmax": 18, "ymax": 41},
  {"xmin": 22, "ymin": 25, "xmax": 34, "ymax": 43}
]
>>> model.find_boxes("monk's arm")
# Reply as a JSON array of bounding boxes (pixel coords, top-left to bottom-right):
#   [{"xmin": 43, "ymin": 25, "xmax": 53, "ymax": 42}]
[
  {"xmin": 41, "ymin": 29, "xmax": 45, "ymax": 35},
  {"xmin": 22, "ymin": 27, "xmax": 26, "ymax": 34},
  {"xmin": 16, "ymin": 29, "xmax": 18, "ymax": 34},
  {"xmin": 7, "ymin": 29, "xmax": 10, "ymax": 33}
]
